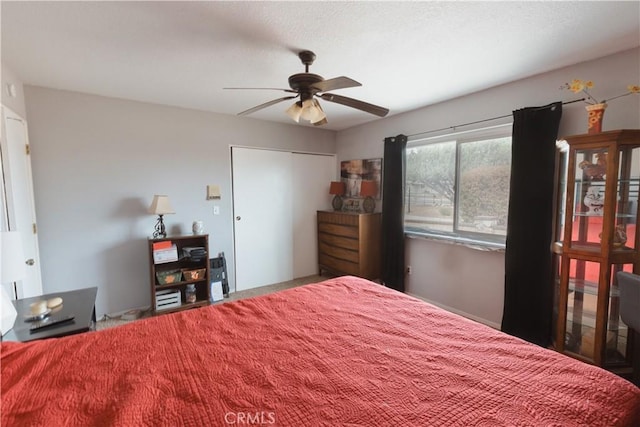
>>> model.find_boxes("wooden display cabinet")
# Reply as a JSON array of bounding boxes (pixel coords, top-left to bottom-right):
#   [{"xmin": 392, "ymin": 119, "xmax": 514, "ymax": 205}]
[
  {"xmin": 554, "ymin": 130, "xmax": 639, "ymax": 376},
  {"xmin": 148, "ymin": 234, "xmax": 210, "ymax": 315}
]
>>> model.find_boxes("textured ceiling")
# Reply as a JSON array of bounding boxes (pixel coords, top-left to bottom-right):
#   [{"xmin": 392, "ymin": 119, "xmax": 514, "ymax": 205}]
[{"xmin": 2, "ymin": 1, "xmax": 639, "ymax": 131}]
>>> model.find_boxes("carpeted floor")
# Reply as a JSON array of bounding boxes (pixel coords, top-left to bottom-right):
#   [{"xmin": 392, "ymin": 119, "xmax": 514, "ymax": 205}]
[{"xmin": 96, "ymin": 274, "xmax": 328, "ymax": 331}]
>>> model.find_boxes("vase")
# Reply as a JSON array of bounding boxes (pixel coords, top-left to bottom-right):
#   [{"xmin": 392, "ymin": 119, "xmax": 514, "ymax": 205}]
[
  {"xmin": 585, "ymin": 103, "xmax": 607, "ymax": 134},
  {"xmin": 192, "ymin": 220, "xmax": 204, "ymax": 235}
]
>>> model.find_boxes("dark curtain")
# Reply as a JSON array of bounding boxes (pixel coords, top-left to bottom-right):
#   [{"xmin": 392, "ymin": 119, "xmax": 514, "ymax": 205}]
[
  {"xmin": 381, "ymin": 134, "xmax": 408, "ymax": 292},
  {"xmin": 501, "ymin": 102, "xmax": 562, "ymax": 347}
]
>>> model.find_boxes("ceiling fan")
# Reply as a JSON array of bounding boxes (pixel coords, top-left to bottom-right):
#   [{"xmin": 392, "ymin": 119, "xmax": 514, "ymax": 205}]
[{"xmin": 224, "ymin": 50, "xmax": 389, "ymax": 126}]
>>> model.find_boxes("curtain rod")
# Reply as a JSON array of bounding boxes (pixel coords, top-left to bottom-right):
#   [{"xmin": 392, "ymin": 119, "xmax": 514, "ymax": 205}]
[{"xmin": 407, "ymin": 98, "xmax": 585, "ymax": 139}]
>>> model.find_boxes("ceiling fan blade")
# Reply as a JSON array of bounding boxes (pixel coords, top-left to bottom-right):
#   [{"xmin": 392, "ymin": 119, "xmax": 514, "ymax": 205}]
[
  {"xmin": 238, "ymin": 96, "xmax": 298, "ymax": 116},
  {"xmin": 311, "ymin": 76, "xmax": 361, "ymax": 93},
  {"xmin": 319, "ymin": 93, "xmax": 389, "ymax": 117},
  {"xmin": 224, "ymin": 87, "xmax": 297, "ymax": 94}
]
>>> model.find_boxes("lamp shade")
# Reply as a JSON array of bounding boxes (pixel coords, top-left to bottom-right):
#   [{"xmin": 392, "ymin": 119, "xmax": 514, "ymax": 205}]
[
  {"xmin": 360, "ymin": 180, "xmax": 377, "ymax": 198},
  {"xmin": 329, "ymin": 181, "xmax": 346, "ymax": 195},
  {"xmin": 148, "ymin": 195, "xmax": 175, "ymax": 215},
  {"xmin": 286, "ymin": 99, "xmax": 327, "ymax": 125},
  {"xmin": 1, "ymin": 231, "xmax": 26, "ymax": 284},
  {"xmin": 285, "ymin": 101, "xmax": 303, "ymax": 122},
  {"xmin": 301, "ymin": 99, "xmax": 326, "ymax": 124}
]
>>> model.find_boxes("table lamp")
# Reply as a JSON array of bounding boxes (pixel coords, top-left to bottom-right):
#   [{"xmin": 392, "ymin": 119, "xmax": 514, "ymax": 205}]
[
  {"xmin": 149, "ymin": 195, "xmax": 175, "ymax": 238},
  {"xmin": 360, "ymin": 180, "xmax": 378, "ymax": 213},
  {"xmin": 329, "ymin": 181, "xmax": 346, "ymax": 211},
  {"xmin": 1, "ymin": 231, "xmax": 26, "ymax": 335}
]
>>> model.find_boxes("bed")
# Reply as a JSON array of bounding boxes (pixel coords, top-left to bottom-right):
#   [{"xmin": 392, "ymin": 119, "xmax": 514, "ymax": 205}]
[{"xmin": 2, "ymin": 276, "xmax": 639, "ymax": 426}]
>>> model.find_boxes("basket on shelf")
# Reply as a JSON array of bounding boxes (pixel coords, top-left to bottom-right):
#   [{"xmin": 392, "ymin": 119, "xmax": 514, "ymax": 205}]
[
  {"xmin": 156, "ymin": 269, "xmax": 182, "ymax": 285},
  {"xmin": 182, "ymin": 268, "xmax": 206, "ymax": 281}
]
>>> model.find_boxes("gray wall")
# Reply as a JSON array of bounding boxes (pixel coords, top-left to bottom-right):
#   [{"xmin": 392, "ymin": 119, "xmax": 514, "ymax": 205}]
[
  {"xmin": 16, "ymin": 47, "xmax": 640, "ymax": 326},
  {"xmin": 24, "ymin": 87, "xmax": 336, "ymax": 317},
  {"xmin": 336, "ymin": 48, "xmax": 640, "ymax": 327}
]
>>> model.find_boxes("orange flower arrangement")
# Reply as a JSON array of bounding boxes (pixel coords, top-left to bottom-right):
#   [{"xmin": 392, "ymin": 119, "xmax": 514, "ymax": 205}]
[{"xmin": 561, "ymin": 79, "xmax": 640, "ymax": 105}]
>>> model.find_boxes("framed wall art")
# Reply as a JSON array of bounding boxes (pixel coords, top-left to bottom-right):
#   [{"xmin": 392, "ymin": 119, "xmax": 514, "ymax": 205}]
[{"xmin": 340, "ymin": 158, "xmax": 383, "ymax": 211}]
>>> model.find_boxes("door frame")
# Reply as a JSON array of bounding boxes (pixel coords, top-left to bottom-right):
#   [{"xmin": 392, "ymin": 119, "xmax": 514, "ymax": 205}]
[{"xmin": 1, "ymin": 105, "xmax": 44, "ymax": 299}]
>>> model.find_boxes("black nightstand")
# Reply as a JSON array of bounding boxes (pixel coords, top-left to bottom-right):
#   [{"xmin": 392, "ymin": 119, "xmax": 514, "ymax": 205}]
[{"xmin": 2, "ymin": 287, "xmax": 97, "ymax": 342}]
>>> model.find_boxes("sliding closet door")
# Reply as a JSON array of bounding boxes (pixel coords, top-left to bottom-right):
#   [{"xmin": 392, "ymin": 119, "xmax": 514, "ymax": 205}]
[
  {"xmin": 232, "ymin": 147, "xmax": 293, "ymax": 291},
  {"xmin": 233, "ymin": 148, "xmax": 336, "ymax": 291},
  {"xmin": 292, "ymin": 153, "xmax": 335, "ymax": 278}
]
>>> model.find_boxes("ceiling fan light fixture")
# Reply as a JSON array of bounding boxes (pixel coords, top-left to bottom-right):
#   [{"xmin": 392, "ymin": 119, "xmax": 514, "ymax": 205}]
[
  {"xmin": 312, "ymin": 117, "xmax": 328, "ymax": 126},
  {"xmin": 285, "ymin": 101, "xmax": 303, "ymax": 122},
  {"xmin": 286, "ymin": 98, "xmax": 326, "ymax": 125},
  {"xmin": 310, "ymin": 99, "xmax": 327, "ymax": 124},
  {"xmin": 299, "ymin": 99, "xmax": 315, "ymax": 121},
  {"xmin": 298, "ymin": 99, "xmax": 326, "ymax": 124}
]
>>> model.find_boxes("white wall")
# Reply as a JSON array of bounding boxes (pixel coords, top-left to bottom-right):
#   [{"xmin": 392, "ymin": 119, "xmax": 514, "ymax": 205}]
[
  {"xmin": 24, "ymin": 87, "xmax": 336, "ymax": 317},
  {"xmin": 336, "ymin": 48, "xmax": 640, "ymax": 327},
  {"xmin": 1, "ymin": 63, "xmax": 27, "ymax": 118}
]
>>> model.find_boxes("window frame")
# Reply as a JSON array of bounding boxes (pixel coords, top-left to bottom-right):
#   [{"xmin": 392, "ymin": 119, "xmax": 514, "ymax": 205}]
[{"xmin": 404, "ymin": 123, "xmax": 513, "ymax": 250}]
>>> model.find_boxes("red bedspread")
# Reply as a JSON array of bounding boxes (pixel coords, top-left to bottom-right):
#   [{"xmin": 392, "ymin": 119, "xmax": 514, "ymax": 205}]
[{"xmin": 2, "ymin": 276, "xmax": 639, "ymax": 426}]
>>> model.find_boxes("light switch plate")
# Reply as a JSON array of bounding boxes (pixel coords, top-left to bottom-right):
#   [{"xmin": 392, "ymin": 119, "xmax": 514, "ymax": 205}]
[{"xmin": 213, "ymin": 206, "xmax": 220, "ymax": 215}]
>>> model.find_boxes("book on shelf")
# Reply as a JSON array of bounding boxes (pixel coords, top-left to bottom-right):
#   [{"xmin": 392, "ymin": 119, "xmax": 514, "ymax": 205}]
[
  {"xmin": 153, "ymin": 244, "xmax": 178, "ymax": 264},
  {"xmin": 152, "ymin": 241, "xmax": 172, "ymax": 250}
]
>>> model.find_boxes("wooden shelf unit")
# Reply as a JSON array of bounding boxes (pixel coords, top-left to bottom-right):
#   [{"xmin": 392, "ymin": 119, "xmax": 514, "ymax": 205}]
[
  {"xmin": 317, "ymin": 210, "xmax": 381, "ymax": 280},
  {"xmin": 148, "ymin": 234, "xmax": 210, "ymax": 316}
]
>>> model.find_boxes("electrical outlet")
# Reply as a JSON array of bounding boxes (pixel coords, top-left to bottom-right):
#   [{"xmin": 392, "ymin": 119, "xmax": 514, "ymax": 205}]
[
  {"xmin": 406, "ymin": 266, "xmax": 412, "ymax": 275},
  {"xmin": 213, "ymin": 206, "xmax": 220, "ymax": 215}
]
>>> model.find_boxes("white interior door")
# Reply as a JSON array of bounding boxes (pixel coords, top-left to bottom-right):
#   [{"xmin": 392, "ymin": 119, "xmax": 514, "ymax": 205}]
[
  {"xmin": 292, "ymin": 153, "xmax": 336, "ymax": 278},
  {"xmin": 1, "ymin": 106, "xmax": 43, "ymax": 299},
  {"xmin": 232, "ymin": 147, "xmax": 293, "ymax": 291}
]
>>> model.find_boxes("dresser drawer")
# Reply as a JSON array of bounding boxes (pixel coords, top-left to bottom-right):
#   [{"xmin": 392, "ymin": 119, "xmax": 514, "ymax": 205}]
[
  {"xmin": 319, "ymin": 241, "xmax": 359, "ymax": 263},
  {"xmin": 318, "ymin": 232, "xmax": 359, "ymax": 251},
  {"xmin": 318, "ymin": 223, "xmax": 359, "ymax": 238},
  {"xmin": 318, "ymin": 211, "xmax": 360, "ymax": 226},
  {"xmin": 317, "ymin": 210, "xmax": 381, "ymax": 280},
  {"xmin": 319, "ymin": 253, "xmax": 360, "ymax": 276}
]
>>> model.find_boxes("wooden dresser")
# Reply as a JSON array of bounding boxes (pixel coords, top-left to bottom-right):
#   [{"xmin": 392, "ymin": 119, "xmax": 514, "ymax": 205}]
[{"xmin": 317, "ymin": 210, "xmax": 382, "ymax": 280}]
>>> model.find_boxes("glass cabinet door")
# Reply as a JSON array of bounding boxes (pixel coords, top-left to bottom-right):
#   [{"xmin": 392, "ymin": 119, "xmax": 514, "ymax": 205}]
[
  {"xmin": 606, "ymin": 263, "xmax": 635, "ymax": 365},
  {"xmin": 564, "ymin": 259, "xmax": 600, "ymax": 358},
  {"xmin": 563, "ymin": 261, "xmax": 635, "ymax": 365},
  {"xmin": 568, "ymin": 147, "xmax": 609, "ymax": 252},
  {"xmin": 614, "ymin": 146, "xmax": 638, "ymax": 252}
]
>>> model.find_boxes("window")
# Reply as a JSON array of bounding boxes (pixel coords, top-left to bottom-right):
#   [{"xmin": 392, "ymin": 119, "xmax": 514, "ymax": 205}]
[{"xmin": 405, "ymin": 125, "xmax": 512, "ymax": 248}]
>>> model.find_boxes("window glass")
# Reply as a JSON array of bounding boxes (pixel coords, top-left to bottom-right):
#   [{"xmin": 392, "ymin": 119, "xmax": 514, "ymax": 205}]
[
  {"xmin": 406, "ymin": 141, "xmax": 455, "ymax": 233},
  {"xmin": 404, "ymin": 127, "xmax": 512, "ymax": 247},
  {"xmin": 457, "ymin": 137, "xmax": 511, "ymax": 236}
]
